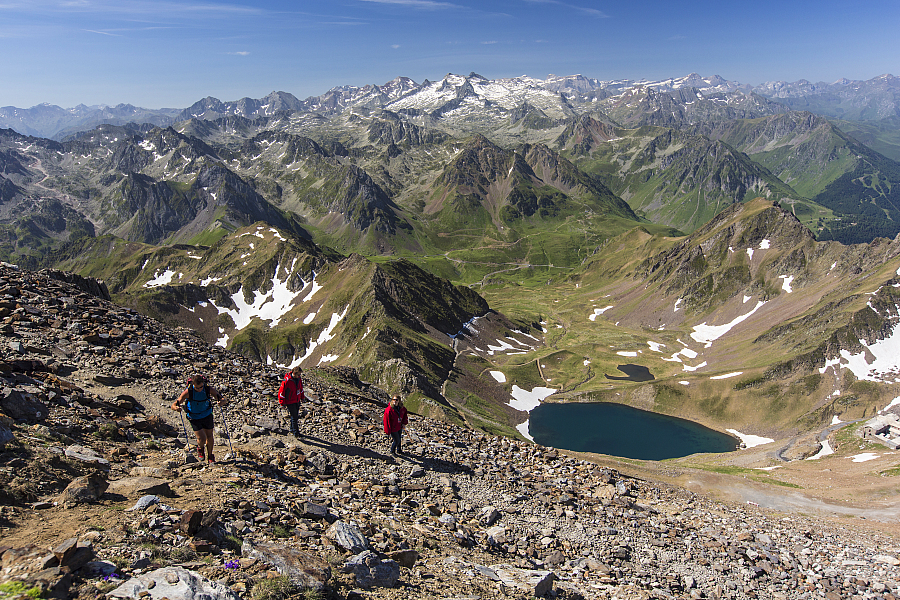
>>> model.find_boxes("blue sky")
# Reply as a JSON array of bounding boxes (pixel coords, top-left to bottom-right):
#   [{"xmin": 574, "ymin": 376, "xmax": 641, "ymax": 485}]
[{"xmin": 1, "ymin": 0, "xmax": 897, "ymax": 108}]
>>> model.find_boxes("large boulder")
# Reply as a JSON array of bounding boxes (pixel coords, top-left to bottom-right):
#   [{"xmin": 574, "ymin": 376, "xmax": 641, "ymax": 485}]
[
  {"xmin": 64, "ymin": 445, "xmax": 110, "ymax": 470},
  {"xmin": 481, "ymin": 564, "xmax": 556, "ymax": 596},
  {"xmin": 108, "ymin": 566, "xmax": 239, "ymax": 600},
  {"xmin": 1, "ymin": 388, "xmax": 47, "ymax": 422},
  {"xmin": 325, "ymin": 521, "xmax": 369, "ymax": 554},
  {"xmin": 106, "ymin": 477, "xmax": 172, "ymax": 498},
  {"xmin": 340, "ymin": 550, "xmax": 400, "ymax": 589},
  {"xmin": 58, "ymin": 475, "xmax": 108, "ymax": 505},
  {"xmin": 241, "ymin": 540, "xmax": 330, "ymax": 591}
]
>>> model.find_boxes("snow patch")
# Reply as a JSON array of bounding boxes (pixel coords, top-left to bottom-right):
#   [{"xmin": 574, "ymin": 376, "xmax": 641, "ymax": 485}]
[
  {"xmin": 290, "ymin": 306, "xmax": 349, "ymax": 368},
  {"xmin": 303, "ymin": 312, "xmax": 317, "ymax": 325},
  {"xmin": 673, "ymin": 298, "xmax": 683, "ymax": 312},
  {"xmin": 710, "ymin": 372, "xmax": 743, "ymax": 380},
  {"xmin": 647, "ymin": 341, "xmax": 665, "ymax": 352},
  {"xmin": 726, "ymin": 429, "xmax": 773, "ymax": 448},
  {"xmin": 209, "ymin": 261, "xmax": 302, "ymax": 329},
  {"xmin": 589, "ymin": 306, "xmax": 614, "ymax": 321},
  {"xmin": 759, "ymin": 239, "xmax": 771, "ymax": 249},
  {"xmin": 850, "ymin": 453, "xmax": 880, "ymax": 463},
  {"xmin": 882, "ymin": 397, "xmax": 900, "ymax": 413},
  {"xmin": 490, "ymin": 371, "xmax": 507, "ymax": 383},
  {"xmin": 144, "ymin": 268, "xmax": 177, "ymax": 288},
  {"xmin": 690, "ymin": 301, "xmax": 766, "ymax": 347},
  {"xmin": 617, "ymin": 351, "xmax": 638, "ymax": 357},
  {"xmin": 508, "ymin": 385, "xmax": 556, "ymax": 412},
  {"xmin": 516, "ymin": 420, "xmax": 534, "ymax": 442},
  {"xmin": 779, "ymin": 275, "xmax": 794, "ymax": 293}
]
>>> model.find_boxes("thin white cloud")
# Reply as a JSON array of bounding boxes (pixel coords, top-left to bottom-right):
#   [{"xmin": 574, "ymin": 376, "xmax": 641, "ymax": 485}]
[
  {"xmin": 391, "ymin": 44, "xmax": 400, "ymax": 49},
  {"xmin": 522, "ymin": 0, "xmax": 609, "ymax": 18},
  {"xmin": 357, "ymin": 0, "xmax": 460, "ymax": 8},
  {"xmin": 83, "ymin": 28, "xmax": 121, "ymax": 36},
  {"xmin": 227, "ymin": 50, "xmax": 250, "ymax": 55},
  {"xmin": 482, "ymin": 40, "xmax": 497, "ymax": 44}
]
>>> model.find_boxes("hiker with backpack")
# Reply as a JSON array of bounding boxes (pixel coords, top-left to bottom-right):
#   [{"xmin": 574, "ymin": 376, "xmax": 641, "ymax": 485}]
[
  {"xmin": 383, "ymin": 395, "xmax": 408, "ymax": 457},
  {"xmin": 171, "ymin": 374, "xmax": 226, "ymax": 463},
  {"xmin": 277, "ymin": 365, "xmax": 305, "ymax": 438}
]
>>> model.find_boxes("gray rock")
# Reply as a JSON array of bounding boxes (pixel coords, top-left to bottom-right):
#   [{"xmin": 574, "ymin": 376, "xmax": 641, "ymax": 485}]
[
  {"xmin": 326, "ymin": 521, "xmax": 370, "ymax": 554},
  {"xmin": 306, "ymin": 453, "xmax": 333, "ymax": 475},
  {"xmin": 106, "ymin": 477, "xmax": 172, "ymax": 498},
  {"xmin": 241, "ymin": 540, "xmax": 331, "ymax": 591},
  {"xmin": 58, "ymin": 475, "xmax": 108, "ymax": 505},
  {"xmin": 485, "ymin": 526, "xmax": 508, "ymax": 545},
  {"xmin": 147, "ymin": 345, "xmax": 177, "ymax": 356},
  {"xmin": 488, "ymin": 564, "xmax": 556, "ymax": 597},
  {"xmin": 94, "ymin": 375, "xmax": 134, "ymax": 386},
  {"xmin": 439, "ymin": 514, "xmax": 457, "ymax": 527},
  {"xmin": 479, "ymin": 506, "xmax": 500, "ymax": 526},
  {"xmin": 126, "ymin": 495, "xmax": 160, "ymax": 512},
  {"xmin": 129, "ymin": 466, "xmax": 172, "ymax": 478},
  {"xmin": 1, "ymin": 388, "xmax": 47, "ymax": 421},
  {"xmin": 340, "ymin": 550, "xmax": 400, "ymax": 589},
  {"xmin": 64, "ymin": 444, "xmax": 110, "ymax": 469},
  {"xmin": 108, "ymin": 566, "xmax": 240, "ymax": 600},
  {"xmin": 300, "ymin": 501, "xmax": 331, "ymax": 521}
]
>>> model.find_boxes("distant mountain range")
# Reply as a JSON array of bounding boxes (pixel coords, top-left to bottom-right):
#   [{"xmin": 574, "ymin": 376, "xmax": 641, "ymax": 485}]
[
  {"xmin": 4, "ymin": 71, "xmax": 900, "ymax": 440},
  {"xmin": 2, "ymin": 72, "xmax": 898, "ymax": 140}
]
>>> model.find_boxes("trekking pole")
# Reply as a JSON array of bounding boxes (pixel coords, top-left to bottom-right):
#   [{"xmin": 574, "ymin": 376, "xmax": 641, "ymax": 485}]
[
  {"xmin": 178, "ymin": 411, "xmax": 191, "ymax": 448},
  {"xmin": 216, "ymin": 402, "xmax": 236, "ymax": 460}
]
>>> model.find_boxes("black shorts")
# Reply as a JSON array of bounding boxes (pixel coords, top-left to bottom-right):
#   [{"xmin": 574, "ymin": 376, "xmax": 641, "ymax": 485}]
[{"xmin": 188, "ymin": 414, "xmax": 214, "ymax": 431}]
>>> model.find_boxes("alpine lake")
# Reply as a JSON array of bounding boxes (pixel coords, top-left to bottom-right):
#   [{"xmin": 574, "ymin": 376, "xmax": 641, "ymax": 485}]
[{"xmin": 527, "ymin": 365, "xmax": 740, "ymax": 460}]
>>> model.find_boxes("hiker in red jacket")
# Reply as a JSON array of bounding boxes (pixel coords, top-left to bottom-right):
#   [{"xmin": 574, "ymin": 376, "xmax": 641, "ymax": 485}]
[
  {"xmin": 277, "ymin": 366, "xmax": 305, "ymax": 438},
  {"xmin": 383, "ymin": 395, "xmax": 409, "ymax": 456}
]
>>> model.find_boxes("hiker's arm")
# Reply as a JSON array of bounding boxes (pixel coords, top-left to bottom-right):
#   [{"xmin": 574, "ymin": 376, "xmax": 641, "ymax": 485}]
[
  {"xmin": 171, "ymin": 389, "xmax": 188, "ymax": 411},
  {"xmin": 212, "ymin": 386, "xmax": 225, "ymax": 404}
]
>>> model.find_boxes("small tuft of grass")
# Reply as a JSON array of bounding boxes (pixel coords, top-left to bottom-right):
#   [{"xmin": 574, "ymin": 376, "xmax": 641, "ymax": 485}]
[
  {"xmin": 168, "ymin": 547, "xmax": 199, "ymax": 563},
  {"xmin": 224, "ymin": 533, "xmax": 244, "ymax": 551},
  {"xmin": 0, "ymin": 581, "xmax": 43, "ymax": 599},
  {"xmin": 251, "ymin": 576, "xmax": 298, "ymax": 600},
  {"xmin": 272, "ymin": 524, "xmax": 294, "ymax": 539}
]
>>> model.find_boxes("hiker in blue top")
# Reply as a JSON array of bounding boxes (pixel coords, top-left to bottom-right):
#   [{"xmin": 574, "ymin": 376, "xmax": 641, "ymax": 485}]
[{"xmin": 171, "ymin": 374, "xmax": 225, "ymax": 464}]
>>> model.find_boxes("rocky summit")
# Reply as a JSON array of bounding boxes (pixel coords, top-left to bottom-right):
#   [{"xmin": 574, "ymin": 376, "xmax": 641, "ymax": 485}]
[{"xmin": 1, "ymin": 260, "xmax": 900, "ymax": 600}]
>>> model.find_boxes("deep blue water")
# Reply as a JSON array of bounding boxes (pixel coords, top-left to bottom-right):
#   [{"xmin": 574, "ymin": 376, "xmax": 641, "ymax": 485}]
[{"xmin": 528, "ymin": 402, "xmax": 739, "ymax": 460}]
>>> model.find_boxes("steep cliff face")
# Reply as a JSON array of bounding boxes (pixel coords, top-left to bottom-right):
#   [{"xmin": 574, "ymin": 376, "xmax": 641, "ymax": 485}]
[
  {"xmin": 103, "ymin": 164, "xmax": 301, "ymax": 244},
  {"xmin": 692, "ymin": 112, "xmax": 868, "ymax": 198},
  {"xmin": 554, "ymin": 114, "xmax": 618, "ymax": 155},
  {"xmin": 367, "ymin": 111, "xmax": 447, "ymax": 147},
  {"xmin": 431, "ymin": 135, "xmax": 636, "ymax": 225}
]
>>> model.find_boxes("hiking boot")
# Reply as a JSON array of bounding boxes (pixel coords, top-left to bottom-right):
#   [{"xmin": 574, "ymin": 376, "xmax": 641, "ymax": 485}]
[
  {"xmin": 196, "ymin": 445, "xmax": 205, "ymax": 461},
  {"xmin": 207, "ymin": 453, "xmax": 216, "ymax": 464}
]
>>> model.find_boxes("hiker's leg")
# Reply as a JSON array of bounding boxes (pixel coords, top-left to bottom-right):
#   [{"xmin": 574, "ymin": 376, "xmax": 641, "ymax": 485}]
[
  {"xmin": 390, "ymin": 431, "xmax": 401, "ymax": 454},
  {"xmin": 193, "ymin": 428, "xmax": 205, "ymax": 455},
  {"xmin": 286, "ymin": 402, "xmax": 300, "ymax": 436},
  {"xmin": 201, "ymin": 428, "xmax": 214, "ymax": 456}
]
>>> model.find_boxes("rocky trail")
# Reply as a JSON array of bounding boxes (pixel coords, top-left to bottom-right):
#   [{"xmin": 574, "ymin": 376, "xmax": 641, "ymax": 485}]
[{"xmin": 2, "ymin": 263, "xmax": 900, "ymax": 600}]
